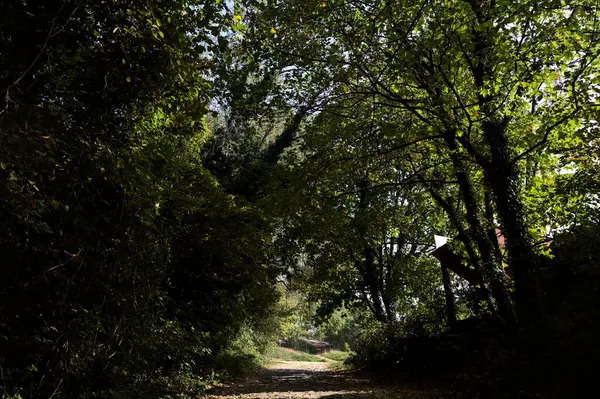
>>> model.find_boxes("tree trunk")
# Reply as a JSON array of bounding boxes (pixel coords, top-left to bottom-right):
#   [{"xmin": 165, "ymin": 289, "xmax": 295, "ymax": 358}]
[
  {"xmin": 364, "ymin": 247, "xmax": 389, "ymax": 323},
  {"xmin": 484, "ymin": 186, "xmax": 502, "ymax": 261},
  {"xmin": 354, "ymin": 179, "xmax": 390, "ymax": 324},
  {"xmin": 445, "ymin": 135, "xmax": 517, "ymax": 324},
  {"xmin": 263, "ymin": 106, "xmax": 308, "ymax": 165},
  {"xmin": 482, "ymin": 120, "xmax": 543, "ymax": 322},
  {"xmin": 465, "ymin": 0, "xmax": 543, "ymax": 322},
  {"xmin": 441, "ymin": 265, "xmax": 457, "ymax": 328},
  {"xmin": 424, "ymin": 183, "xmax": 496, "ymax": 314}
]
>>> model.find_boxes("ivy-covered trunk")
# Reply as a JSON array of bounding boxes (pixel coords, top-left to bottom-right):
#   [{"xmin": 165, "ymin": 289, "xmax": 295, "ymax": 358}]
[
  {"xmin": 456, "ymin": 171, "xmax": 517, "ymax": 325},
  {"xmin": 445, "ymin": 136, "xmax": 516, "ymax": 324},
  {"xmin": 483, "ymin": 120, "xmax": 542, "ymax": 322}
]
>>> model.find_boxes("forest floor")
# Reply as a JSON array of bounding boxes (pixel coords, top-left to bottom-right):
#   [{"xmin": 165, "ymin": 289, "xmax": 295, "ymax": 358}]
[{"xmin": 200, "ymin": 359, "xmax": 452, "ymax": 399}]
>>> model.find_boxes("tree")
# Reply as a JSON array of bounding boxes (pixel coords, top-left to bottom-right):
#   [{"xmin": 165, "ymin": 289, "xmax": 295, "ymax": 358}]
[
  {"xmin": 266, "ymin": 98, "xmax": 450, "ymax": 325},
  {"xmin": 240, "ymin": 0, "xmax": 600, "ymax": 323}
]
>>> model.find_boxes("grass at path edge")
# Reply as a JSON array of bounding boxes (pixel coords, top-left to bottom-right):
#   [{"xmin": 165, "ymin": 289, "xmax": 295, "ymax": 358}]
[{"xmin": 266, "ymin": 346, "xmax": 327, "ymax": 362}]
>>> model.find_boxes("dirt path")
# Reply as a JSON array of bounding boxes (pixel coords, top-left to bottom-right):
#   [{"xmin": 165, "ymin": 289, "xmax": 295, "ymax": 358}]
[{"xmin": 201, "ymin": 360, "xmax": 445, "ymax": 399}]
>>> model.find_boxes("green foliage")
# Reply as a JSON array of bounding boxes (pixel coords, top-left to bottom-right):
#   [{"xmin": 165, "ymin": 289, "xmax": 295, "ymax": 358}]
[
  {"xmin": 242, "ymin": 0, "xmax": 600, "ymax": 322},
  {"xmin": 273, "ymin": 290, "xmax": 316, "ymax": 343},
  {"xmin": 314, "ymin": 307, "xmax": 362, "ymax": 350},
  {"xmin": 215, "ymin": 324, "xmax": 268, "ymax": 375},
  {"xmin": 0, "ymin": 1, "xmax": 281, "ymax": 398}
]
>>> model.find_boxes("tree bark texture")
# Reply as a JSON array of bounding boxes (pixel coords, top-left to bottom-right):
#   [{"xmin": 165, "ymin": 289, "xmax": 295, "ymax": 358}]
[
  {"xmin": 445, "ymin": 134, "xmax": 517, "ymax": 324},
  {"xmin": 441, "ymin": 265, "xmax": 457, "ymax": 328},
  {"xmin": 482, "ymin": 120, "xmax": 543, "ymax": 322}
]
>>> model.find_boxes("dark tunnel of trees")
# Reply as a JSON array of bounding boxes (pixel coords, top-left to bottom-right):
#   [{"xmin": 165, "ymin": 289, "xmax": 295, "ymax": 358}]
[{"xmin": 1, "ymin": 0, "xmax": 600, "ymax": 397}]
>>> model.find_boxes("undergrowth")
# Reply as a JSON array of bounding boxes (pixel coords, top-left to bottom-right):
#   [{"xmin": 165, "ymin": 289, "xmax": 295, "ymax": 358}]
[
  {"xmin": 321, "ymin": 350, "xmax": 351, "ymax": 362},
  {"xmin": 266, "ymin": 347, "xmax": 326, "ymax": 362}
]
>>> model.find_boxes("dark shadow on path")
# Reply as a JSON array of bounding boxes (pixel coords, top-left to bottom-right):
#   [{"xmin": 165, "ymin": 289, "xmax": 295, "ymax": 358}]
[
  {"xmin": 203, "ymin": 361, "xmax": 451, "ymax": 398},
  {"xmin": 318, "ymin": 395, "xmax": 378, "ymax": 399},
  {"xmin": 204, "ymin": 361, "xmax": 380, "ymax": 397}
]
